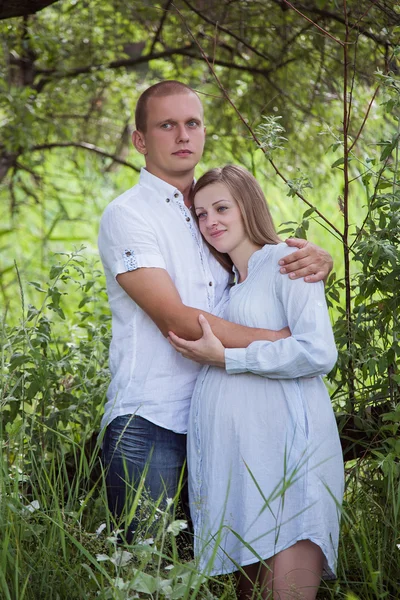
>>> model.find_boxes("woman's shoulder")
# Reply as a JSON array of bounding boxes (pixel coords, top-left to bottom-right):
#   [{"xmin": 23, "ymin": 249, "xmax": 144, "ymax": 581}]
[
  {"xmin": 272, "ymin": 242, "xmax": 298, "ymax": 260},
  {"xmin": 256, "ymin": 242, "xmax": 297, "ymax": 267}
]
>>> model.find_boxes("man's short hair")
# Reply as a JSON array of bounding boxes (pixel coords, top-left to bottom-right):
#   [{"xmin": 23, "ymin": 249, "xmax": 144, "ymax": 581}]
[{"xmin": 135, "ymin": 80, "xmax": 201, "ymax": 132}]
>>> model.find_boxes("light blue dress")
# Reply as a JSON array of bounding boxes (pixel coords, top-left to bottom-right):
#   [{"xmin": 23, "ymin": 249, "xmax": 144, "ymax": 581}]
[{"xmin": 188, "ymin": 243, "xmax": 344, "ymax": 578}]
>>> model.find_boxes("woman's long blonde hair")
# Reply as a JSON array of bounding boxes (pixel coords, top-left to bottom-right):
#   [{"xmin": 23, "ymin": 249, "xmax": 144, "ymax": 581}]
[{"xmin": 191, "ymin": 165, "xmax": 281, "ymax": 272}]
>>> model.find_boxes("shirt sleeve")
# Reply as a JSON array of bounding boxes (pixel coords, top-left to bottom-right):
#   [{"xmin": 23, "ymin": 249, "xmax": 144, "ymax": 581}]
[
  {"xmin": 98, "ymin": 203, "xmax": 166, "ymax": 278},
  {"xmin": 224, "ymin": 264, "xmax": 337, "ymax": 379}
]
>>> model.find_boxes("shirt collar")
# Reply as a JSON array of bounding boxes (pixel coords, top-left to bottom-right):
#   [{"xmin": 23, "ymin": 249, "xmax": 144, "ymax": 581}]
[
  {"xmin": 230, "ymin": 246, "xmax": 271, "ymax": 285},
  {"xmin": 139, "ymin": 168, "xmax": 189, "ymax": 203}
]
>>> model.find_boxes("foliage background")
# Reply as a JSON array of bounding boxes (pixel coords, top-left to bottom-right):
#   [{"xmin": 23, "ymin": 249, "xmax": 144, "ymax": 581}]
[{"xmin": 0, "ymin": 0, "xmax": 399, "ymax": 598}]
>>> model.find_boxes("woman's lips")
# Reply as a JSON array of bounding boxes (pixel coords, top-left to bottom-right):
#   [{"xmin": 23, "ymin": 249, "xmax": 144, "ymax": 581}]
[{"xmin": 210, "ymin": 230, "xmax": 226, "ymax": 238}]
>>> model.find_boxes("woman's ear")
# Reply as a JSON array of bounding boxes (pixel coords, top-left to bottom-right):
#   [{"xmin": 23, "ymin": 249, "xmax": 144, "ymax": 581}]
[{"xmin": 132, "ymin": 130, "xmax": 147, "ymax": 155}]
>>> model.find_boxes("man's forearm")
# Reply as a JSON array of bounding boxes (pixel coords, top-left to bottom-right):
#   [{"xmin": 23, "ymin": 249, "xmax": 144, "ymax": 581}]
[{"xmin": 166, "ymin": 305, "xmax": 289, "ymax": 346}]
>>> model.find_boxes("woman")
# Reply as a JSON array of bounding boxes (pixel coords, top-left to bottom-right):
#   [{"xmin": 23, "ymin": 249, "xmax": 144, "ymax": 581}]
[{"xmin": 169, "ymin": 165, "xmax": 344, "ymax": 600}]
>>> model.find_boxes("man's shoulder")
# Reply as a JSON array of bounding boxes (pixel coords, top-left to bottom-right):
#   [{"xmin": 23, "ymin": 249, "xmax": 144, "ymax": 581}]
[
  {"xmin": 104, "ymin": 184, "xmax": 141, "ymax": 212},
  {"xmin": 100, "ymin": 183, "xmax": 152, "ymax": 224}
]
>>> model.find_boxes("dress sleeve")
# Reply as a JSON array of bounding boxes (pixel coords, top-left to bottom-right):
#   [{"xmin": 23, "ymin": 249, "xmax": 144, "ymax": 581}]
[
  {"xmin": 224, "ymin": 265, "xmax": 337, "ymax": 379},
  {"xmin": 98, "ymin": 203, "xmax": 166, "ymax": 279}
]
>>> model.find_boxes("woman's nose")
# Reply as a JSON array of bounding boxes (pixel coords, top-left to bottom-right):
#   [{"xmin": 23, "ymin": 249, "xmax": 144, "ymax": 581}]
[{"xmin": 206, "ymin": 215, "xmax": 218, "ymax": 228}]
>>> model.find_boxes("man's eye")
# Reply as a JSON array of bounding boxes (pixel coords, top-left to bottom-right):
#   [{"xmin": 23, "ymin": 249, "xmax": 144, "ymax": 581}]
[
  {"xmin": 161, "ymin": 123, "xmax": 172, "ymax": 129},
  {"xmin": 187, "ymin": 120, "xmax": 198, "ymax": 127}
]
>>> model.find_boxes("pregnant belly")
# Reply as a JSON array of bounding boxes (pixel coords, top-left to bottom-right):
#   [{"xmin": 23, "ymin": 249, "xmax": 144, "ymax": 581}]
[{"xmin": 191, "ymin": 368, "xmax": 310, "ymax": 444}]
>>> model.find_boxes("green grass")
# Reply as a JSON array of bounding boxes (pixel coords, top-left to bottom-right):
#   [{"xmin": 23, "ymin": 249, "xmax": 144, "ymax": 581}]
[
  {"xmin": 0, "ymin": 179, "xmax": 399, "ymax": 598},
  {"xmin": 1, "ymin": 417, "xmax": 400, "ymax": 599}
]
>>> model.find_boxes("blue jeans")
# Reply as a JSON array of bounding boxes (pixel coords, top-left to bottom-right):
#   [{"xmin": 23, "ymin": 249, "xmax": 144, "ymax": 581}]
[{"xmin": 102, "ymin": 414, "xmax": 190, "ymax": 541}]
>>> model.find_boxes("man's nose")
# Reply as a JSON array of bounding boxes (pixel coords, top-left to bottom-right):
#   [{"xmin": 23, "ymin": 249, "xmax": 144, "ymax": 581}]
[{"xmin": 176, "ymin": 124, "xmax": 189, "ymax": 142}]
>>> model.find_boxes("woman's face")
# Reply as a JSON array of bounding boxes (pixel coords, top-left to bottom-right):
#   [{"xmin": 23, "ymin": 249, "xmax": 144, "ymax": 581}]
[{"xmin": 194, "ymin": 182, "xmax": 248, "ymax": 254}]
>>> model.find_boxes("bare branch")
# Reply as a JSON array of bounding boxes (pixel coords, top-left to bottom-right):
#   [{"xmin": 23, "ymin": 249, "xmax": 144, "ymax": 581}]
[
  {"xmin": 181, "ymin": 0, "xmax": 275, "ymax": 63},
  {"xmin": 31, "ymin": 142, "xmax": 140, "ymax": 172},
  {"xmin": 33, "ymin": 45, "xmax": 197, "ymax": 92},
  {"xmin": 280, "ymin": 0, "xmax": 344, "ymax": 46},
  {"xmin": 179, "ymin": 49, "xmax": 297, "ymax": 77},
  {"xmin": 349, "ymin": 83, "xmax": 382, "ymax": 153},
  {"xmin": 149, "ymin": 0, "xmax": 173, "ymax": 54},
  {"xmin": 270, "ymin": 0, "xmax": 394, "ymax": 49},
  {"xmin": 350, "ymin": 0, "xmax": 381, "ymax": 32}
]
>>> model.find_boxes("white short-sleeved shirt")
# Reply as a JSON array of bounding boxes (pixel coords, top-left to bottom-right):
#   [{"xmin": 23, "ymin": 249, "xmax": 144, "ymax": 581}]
[{"xmin": 98, "ymin": 168, "xmax": 229, "ymax": 434}]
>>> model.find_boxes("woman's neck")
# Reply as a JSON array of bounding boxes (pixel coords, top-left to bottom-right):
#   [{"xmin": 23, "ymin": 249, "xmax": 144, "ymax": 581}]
[{"xmin": 230, "ymin": 241, "xmax": 263, "ymax": 283}]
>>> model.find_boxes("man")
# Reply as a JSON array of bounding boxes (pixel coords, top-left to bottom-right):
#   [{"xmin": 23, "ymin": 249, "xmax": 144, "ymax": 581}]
[{"xmin": 98, "ymin": 80, "xmax": 332, "ymax": 538}]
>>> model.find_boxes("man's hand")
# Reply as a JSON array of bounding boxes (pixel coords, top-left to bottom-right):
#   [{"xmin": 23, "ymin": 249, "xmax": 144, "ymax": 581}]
[
  {"xmin": 279, "ymin": 238, "xmax": 333, "ymax": 283},
  {"xmin": 168, "ymin": 314, "xmax": 226, "ymax": 367}
]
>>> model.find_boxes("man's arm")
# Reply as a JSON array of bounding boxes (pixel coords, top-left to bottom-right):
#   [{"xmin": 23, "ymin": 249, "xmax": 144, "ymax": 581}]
[
  {"xmin": 280, "ymin": 238, "xmax": 333, "ymax": 283},
  {"xmin": 117, "ymin": 268, "xmax": 290, "ymax": 346}
]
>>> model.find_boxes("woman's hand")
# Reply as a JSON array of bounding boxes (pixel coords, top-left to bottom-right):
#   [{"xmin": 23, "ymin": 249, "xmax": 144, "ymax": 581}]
[{"xmin": 168, "ymin": 314, "xmax": 226, "ymax": 367}]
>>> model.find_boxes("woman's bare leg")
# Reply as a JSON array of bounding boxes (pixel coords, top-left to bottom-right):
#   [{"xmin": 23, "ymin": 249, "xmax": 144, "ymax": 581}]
[
  {"xmin": 235, "ymin": 562, "xmax": 265, "ymax": 600},
  {"xmin": 234, "ymin": 540, "xmax": 323, "ymax": 600},
  {"xmin": 263, "ymin": 540, "xmax": 323, "ymax": 600}
]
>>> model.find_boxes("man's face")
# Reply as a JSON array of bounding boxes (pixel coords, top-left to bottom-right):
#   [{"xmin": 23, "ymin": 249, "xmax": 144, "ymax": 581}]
[{"xmin": 133, "ymin": 93, "xmax": 206, "ymax": 182}]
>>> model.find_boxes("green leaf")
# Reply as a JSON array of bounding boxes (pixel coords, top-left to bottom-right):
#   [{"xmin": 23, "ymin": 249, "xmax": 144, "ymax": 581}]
[
  {"xmin": 380, "ymin": 136, "xmax": 398, "ymax": 162},
  {"xmin": 9, "ymin": 353, "xmax": 32, "ymax": 370},
  {"xmin": 130, "ymin": 570, "xmax": 158, "ymax": 594},
  {"xmin": 331, "ymin": 157, "xmax": 345, "ymax": 168},
  {"xmin": 49, "ymin": 265, "xmax": 64, "ymax": 279},
  {"xmin": 303, "ymin": 207, "xmax": 315, "ymax": 218},
  {"xmin": 29, "ymin": 281, "xmax": 47, "ymax": 293}
]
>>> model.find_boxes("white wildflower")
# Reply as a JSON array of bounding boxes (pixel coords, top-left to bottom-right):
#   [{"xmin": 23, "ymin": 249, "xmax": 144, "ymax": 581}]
[
  {"xmin": 96, "ymin": 554, "xmax": 109, "ymax": 562},
  {"xmin": 110, "ymin": 549, "xmax": 133, "ymax": 567},
  {"xmin": 25, "ymin": 500, "xmax": 40, "ymax": 513},
  {"xmin": 167, "ymin": 520, "xmax": 187, "ymax": 536},
  {"xmin": 95, "ymin": 523, "xmax": 106, "ymax": 537}
]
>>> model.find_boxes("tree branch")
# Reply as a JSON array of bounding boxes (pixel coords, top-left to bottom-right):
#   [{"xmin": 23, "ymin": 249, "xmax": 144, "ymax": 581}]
[
  {"xmin": 173, "ymin": 3, "xmax": 343, "ymax": 240},
  {"xmin": 181, "ymin": 0, "xmax": 275, "ymax": 63},
  {"xmin": 0, "ymin": 0, "xmax": 61, "ymax": 20},
  {"xmin": 33, "ymin": 45, "xmax": 197, "ymax": 92},
  {"xmin": 30, "ymin": 142, "xmax": 140, "ymax": 172},
  {"xmin": 280, "ymin": 0, "xmax": 344, "ymax": 46},
  {"xmin": 179, "ymin": 50, "xmax": 298, "ymax": 78},
  {"xmin": 270, "ymin": 0, "xmax": 394, "ymax": 49},
  {"xmin": 149, "ymin": 0, "xmax": 173, "ymax": 55}
]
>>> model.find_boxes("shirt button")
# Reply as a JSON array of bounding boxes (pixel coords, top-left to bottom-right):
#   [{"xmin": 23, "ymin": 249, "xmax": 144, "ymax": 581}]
[
  {"xmin": 209, "ymin": 281, "xmax": 213, "ymax": 286},
  {"xmin": 174, "ymin": 192, "xmax": 179, "ymax": 198},
  {"xmin": 166, "ymin": 198, "xmax": 170, "ymax": 203},
  {"xmin": 186, "ymin": 217, "xmax": 190, "ymax": 222}
]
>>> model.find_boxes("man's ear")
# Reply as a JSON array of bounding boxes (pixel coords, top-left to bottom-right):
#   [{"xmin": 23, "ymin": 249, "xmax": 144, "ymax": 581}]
[{"xmin": 132, "ymin": 130, "xmax": 147, "ymax": 155}]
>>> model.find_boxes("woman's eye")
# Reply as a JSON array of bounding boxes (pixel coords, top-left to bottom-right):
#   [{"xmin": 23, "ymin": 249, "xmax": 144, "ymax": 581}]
[
  {"xmin": 217, "ymin": 206, "xmax": 227, "ymax": 213},
  {"xmin": 197, "ymin": 212, "xmax": 206, "ymax": 219}
]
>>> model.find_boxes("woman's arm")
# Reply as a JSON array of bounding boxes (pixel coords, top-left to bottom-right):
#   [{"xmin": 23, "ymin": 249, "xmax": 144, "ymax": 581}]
[
  {"xmin": 169, "ymin": 273, "xmax": 337, "ymax": 378},
  {"xmin": 225, "ymin": 276, "xmax": 337, "ymax": 378}
]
